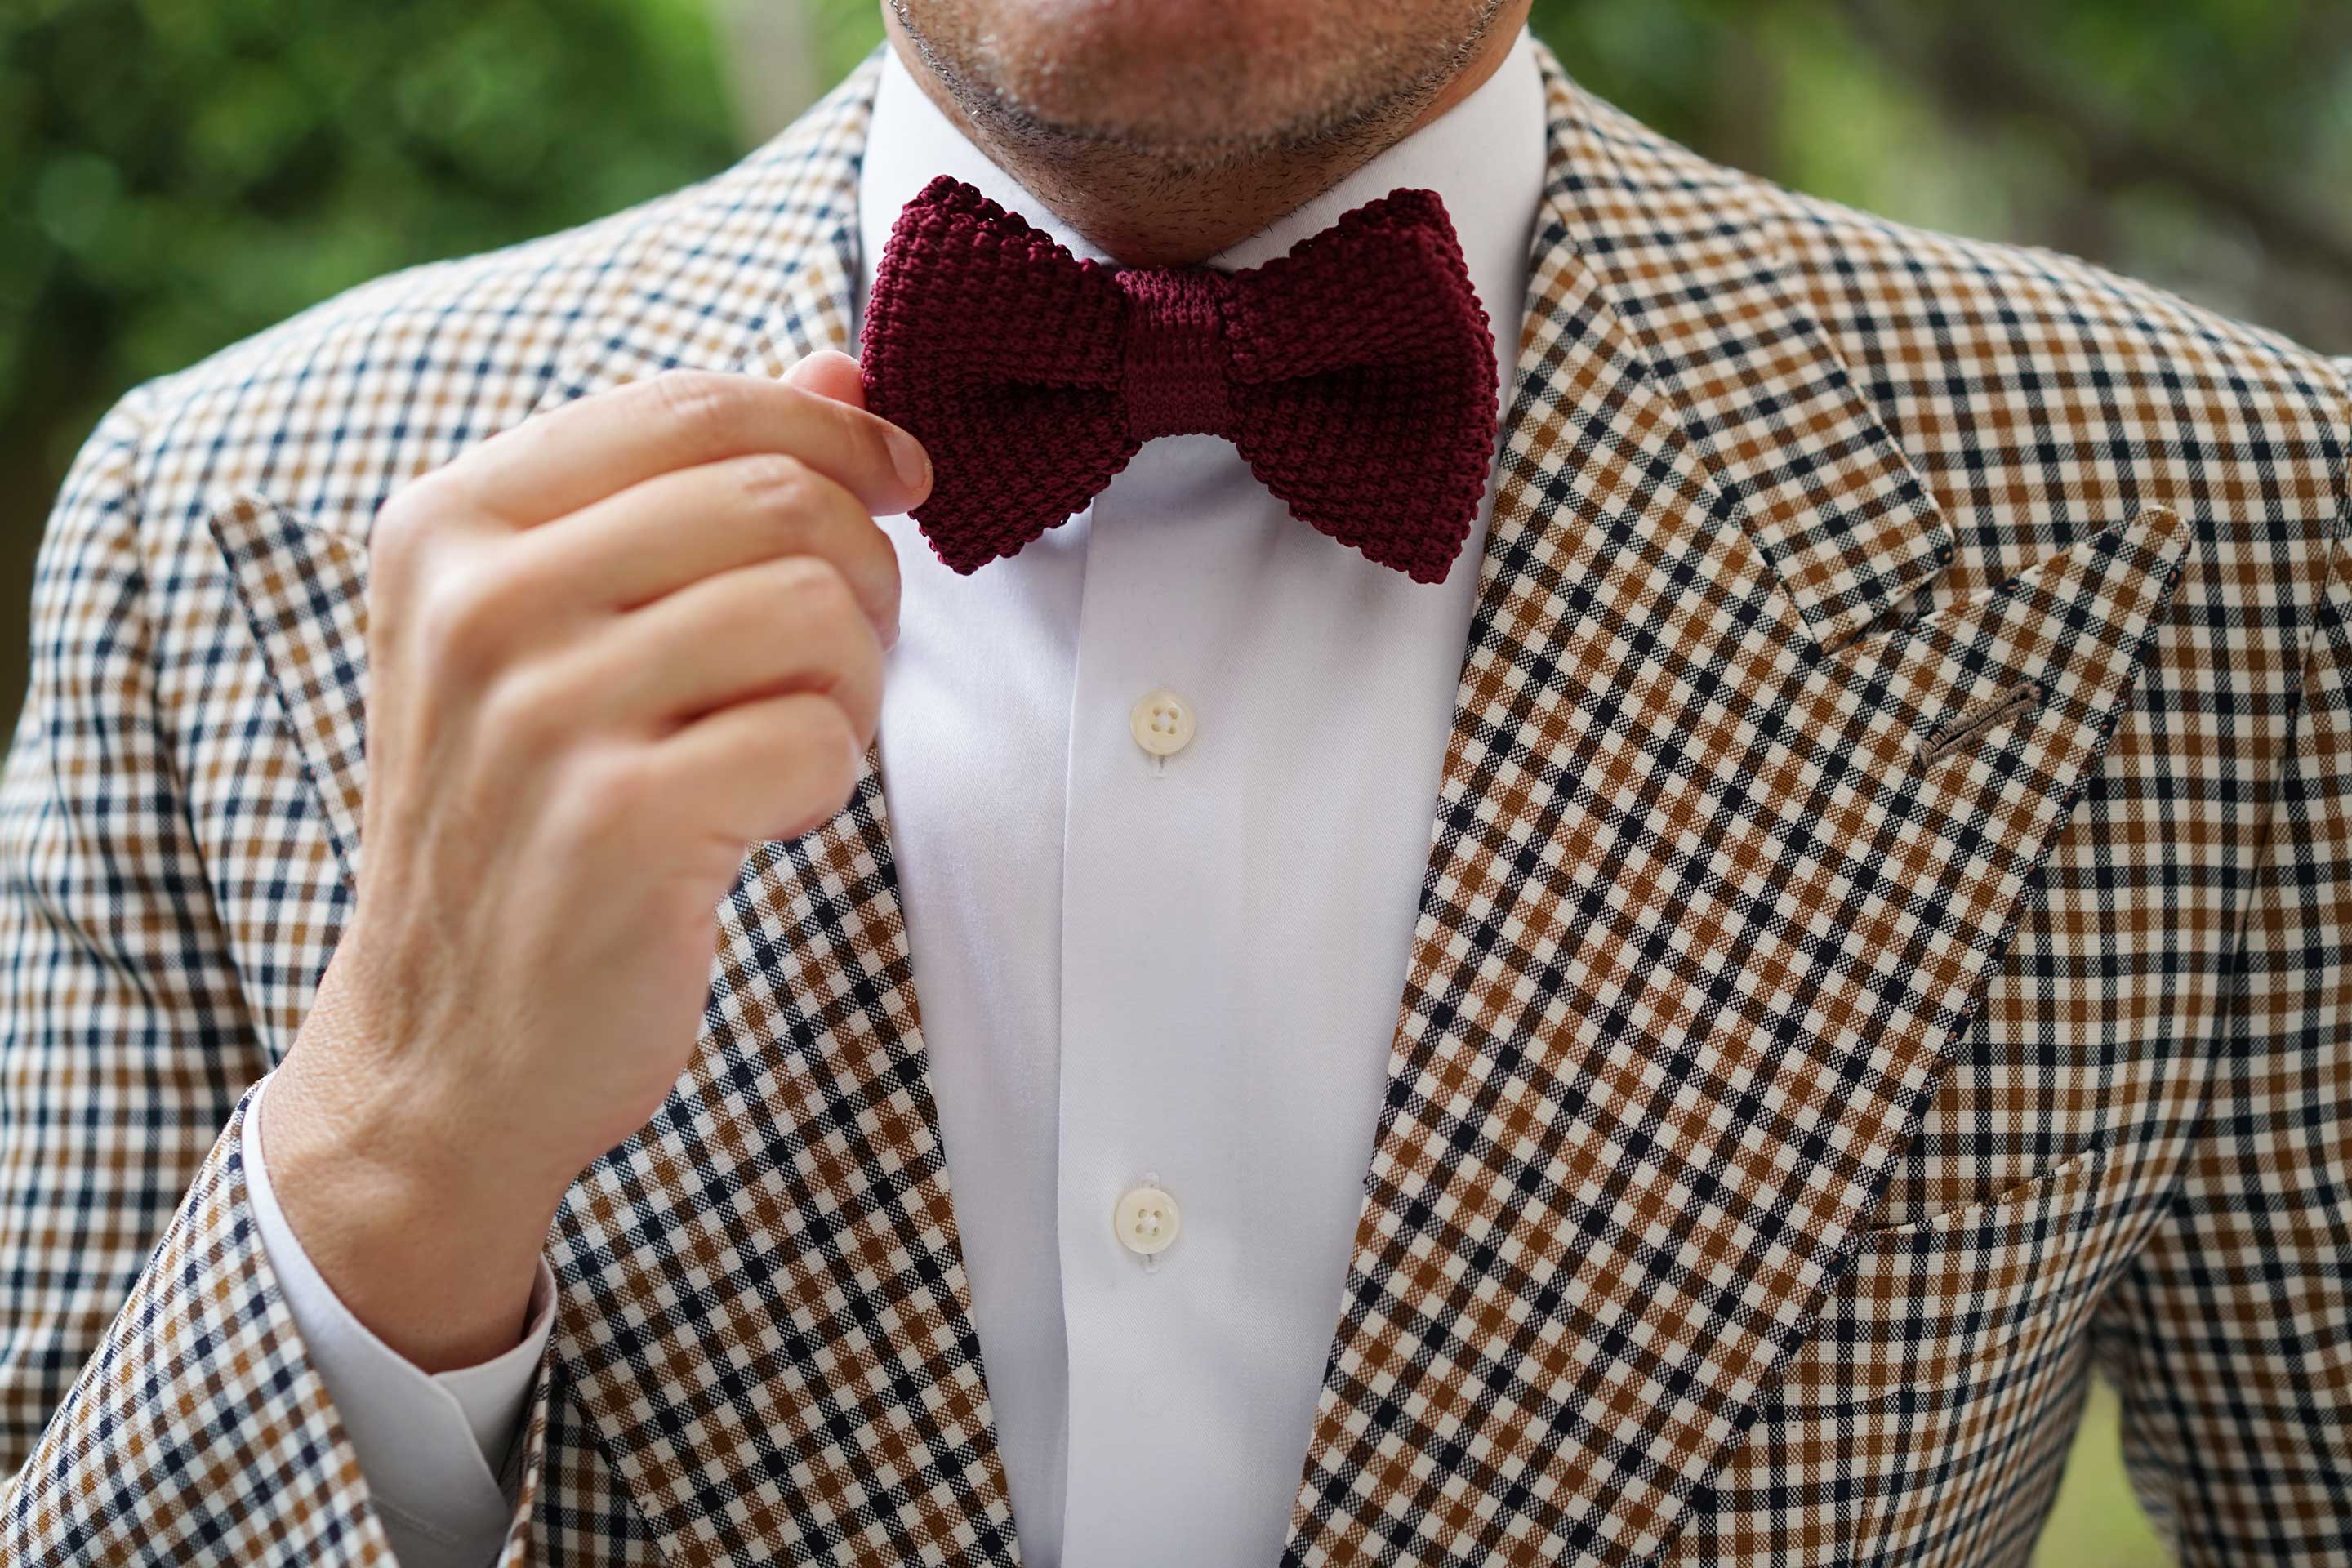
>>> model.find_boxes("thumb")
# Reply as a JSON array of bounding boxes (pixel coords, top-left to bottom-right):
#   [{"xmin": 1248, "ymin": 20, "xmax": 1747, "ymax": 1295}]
[{"xmin": 784, "ymin": 349, "xmax": 869, "ymax": 411}]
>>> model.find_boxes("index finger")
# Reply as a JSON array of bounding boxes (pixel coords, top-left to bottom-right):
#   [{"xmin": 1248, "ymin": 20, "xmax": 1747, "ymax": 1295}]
[{"xmin": 444, "ymin": 369, "xmax": 931, "ymax": 527}]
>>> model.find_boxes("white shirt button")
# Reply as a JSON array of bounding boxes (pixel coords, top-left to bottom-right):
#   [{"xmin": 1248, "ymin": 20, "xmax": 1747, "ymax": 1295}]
[
  {"xmin": 1129, "ymin": 688, "xmax": 1196, "ymax": 758},
  {"xmin": 1114, "ymin": 1183, "xmax": 1182, "ymax": 1255}
]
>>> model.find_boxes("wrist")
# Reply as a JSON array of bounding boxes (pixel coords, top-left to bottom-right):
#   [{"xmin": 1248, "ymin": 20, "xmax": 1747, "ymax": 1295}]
[{"xmin": 263, "ymin": 969, "xmax": 566, "ymax": 1372}]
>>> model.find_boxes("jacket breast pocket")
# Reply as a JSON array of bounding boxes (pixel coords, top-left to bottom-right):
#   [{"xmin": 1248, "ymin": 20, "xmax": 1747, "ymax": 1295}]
[
  {"xmin": 1668, "ymin": 1145, "xmax": 2115, "ymax": 1562},
  {"xmin": 1778, "ymin": 1140, "xmax": 2111, "ymax": 1416}
]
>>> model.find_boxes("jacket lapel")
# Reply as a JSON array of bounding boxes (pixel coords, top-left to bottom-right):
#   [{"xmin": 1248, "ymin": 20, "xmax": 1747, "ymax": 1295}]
[
  {"xmin": 210, "ymin": 495, "xmax": 372, "ymax": 881},
  {"xmin": 216, "ymin": 58, "xmax": 1022, "ymax": 1568},
  {"xmin": 1281, "ymin": 50, "xmax": 2189, "ymax": 1568},
  {"xmin": 215, "ymin": 42, "xmax": 2192, "ymax": 1568}
]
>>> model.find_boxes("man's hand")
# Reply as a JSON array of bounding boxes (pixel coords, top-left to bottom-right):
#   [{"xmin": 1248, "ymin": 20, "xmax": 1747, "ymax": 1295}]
[{"xmin": 262, "ymin": 353, "xmax": 926, "ymax": 1370}]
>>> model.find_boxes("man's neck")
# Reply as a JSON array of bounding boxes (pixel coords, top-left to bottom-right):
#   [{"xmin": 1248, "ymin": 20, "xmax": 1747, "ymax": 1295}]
[{"xmin": 880, "ymin": 7, "xmax": 1531, "ymax": 267}]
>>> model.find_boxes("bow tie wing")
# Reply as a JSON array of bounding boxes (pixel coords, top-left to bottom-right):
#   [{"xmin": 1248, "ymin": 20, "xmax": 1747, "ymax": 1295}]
[
  {"xmin": 861, "ymin": 177, "xmax": 1135, "ymax": 573},
  {"xmin": 1223, "ymin": 190, "xmax": 1499, "ymax": 584}
]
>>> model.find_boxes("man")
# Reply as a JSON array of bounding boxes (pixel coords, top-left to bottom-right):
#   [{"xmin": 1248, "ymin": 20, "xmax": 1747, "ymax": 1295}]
[{"xmin": 1, "ymin": 0, "xmax": 2345, "ymax": 1561}]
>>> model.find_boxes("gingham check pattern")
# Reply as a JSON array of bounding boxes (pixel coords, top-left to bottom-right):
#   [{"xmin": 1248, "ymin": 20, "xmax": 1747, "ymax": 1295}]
[{"xmin": 1, "ymin": 42, "xmax": 2346, "ymax": 1568}]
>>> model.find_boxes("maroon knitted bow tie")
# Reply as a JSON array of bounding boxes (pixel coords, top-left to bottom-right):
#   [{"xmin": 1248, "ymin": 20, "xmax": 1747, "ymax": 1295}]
[{"xmin": 858, "ymin": 176, "xmax": 1499, "ymax": 584}]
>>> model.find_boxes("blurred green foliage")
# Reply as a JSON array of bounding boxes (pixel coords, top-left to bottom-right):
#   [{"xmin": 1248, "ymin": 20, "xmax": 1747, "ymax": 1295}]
[
  {"xmin": 0, "ymin": 0, "xmax": 742, "ymax": 700},
  {"xmin": 1530, "ymin": 0, "xmax": 2352, "ymax": 353},
  {"xmin": 2044, "ymin": 1379, "xmax": 2171, "ymax": 1566},
  {"xmin": 1, "ymin": 0, "xmax": 737, "ymax": 438},
  {"xmin": 7, "ymin": 2, "xmax": 2345, "ymax": 1559}
]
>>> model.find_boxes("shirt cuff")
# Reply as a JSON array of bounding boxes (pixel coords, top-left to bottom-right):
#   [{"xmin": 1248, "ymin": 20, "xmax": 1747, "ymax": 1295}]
[{"xmin": 243, "ymin": 1071, "xmax": 556, "ymax": 1568}]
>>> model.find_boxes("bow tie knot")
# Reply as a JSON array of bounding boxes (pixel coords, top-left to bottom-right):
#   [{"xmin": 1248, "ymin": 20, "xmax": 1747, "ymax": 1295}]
[
  {"xmin": 860, "ymin": 176, "xmax": 1499, "ymax": 583},
  {"xmin": 1118, "ymin": 270, "xmax": 1233, "ymax": 442}
]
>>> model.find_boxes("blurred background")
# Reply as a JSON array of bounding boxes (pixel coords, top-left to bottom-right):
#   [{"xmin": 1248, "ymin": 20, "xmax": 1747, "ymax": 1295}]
[{"xmin": 6, "ymin": 3, "xmax": 2350, "ymax": 1557}]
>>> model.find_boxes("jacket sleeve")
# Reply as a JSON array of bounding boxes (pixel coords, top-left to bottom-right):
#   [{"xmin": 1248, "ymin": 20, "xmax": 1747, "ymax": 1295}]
[
  {"xmin": 2097, "ymin": 398, "xmax": 2352, "ymax": 1564},
  {"xmin": 0, "ymin": 396, "xmax": 555, "ymax": 1565}
]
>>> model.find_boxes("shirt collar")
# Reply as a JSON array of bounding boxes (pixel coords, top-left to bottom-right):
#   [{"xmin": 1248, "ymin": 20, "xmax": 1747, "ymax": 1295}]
[{"xmin": 855, "ymin": 29, "xmax": 1548, "ymax": 370}]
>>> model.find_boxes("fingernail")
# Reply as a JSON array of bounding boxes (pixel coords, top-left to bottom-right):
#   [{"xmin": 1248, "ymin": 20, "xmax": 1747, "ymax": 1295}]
[{"xmin": 885, "ymin": 427, "xmax": 931, "ymax": 497}]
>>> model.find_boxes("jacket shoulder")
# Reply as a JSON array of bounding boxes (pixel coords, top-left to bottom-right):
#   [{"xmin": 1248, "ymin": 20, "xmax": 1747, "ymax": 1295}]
[
  {"xmin": 1557, "ymin": 83, "xmax": 2348, "ymax": 580},
  {"xmin": 1756, "ymin": 176, "xmax": 2350, "ymax": 555},
  {"xmin": 131, "ymin": 186, "xmax": 682, "ymax": 510}
]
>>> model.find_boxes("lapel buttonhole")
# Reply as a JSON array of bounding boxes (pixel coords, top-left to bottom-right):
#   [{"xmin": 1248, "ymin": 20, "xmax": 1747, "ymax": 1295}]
[{"xmin": 1919, "ymin": 678, "xmax": 2047, "ymax": 766}]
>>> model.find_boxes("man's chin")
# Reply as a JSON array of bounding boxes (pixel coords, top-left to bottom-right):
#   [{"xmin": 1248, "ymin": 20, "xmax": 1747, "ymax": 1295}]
[{"xmin": 887, "ymin": 0, "xmax": 1416, "ymax": 158}]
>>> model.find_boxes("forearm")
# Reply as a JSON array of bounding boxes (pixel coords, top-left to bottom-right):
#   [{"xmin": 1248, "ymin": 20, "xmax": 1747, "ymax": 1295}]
[{"xmin": 263, "ymin": 943, "xmax": 568, "ymax": 1374}]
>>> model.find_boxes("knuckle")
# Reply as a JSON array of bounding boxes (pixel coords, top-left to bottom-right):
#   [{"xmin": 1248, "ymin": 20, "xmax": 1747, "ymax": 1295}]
[
  {"xmin": 759, "ymin": 702, "xmax": 864, "ymax": 842},
  {"xmin": 831, "ymin": 403, "xmax": 899, "ymax": 488},
  {"xmin": 808, "ymin": 635, "xmax": 884, "ymax": 752},
  {"xmin": 476, "ymin": 660, "xmax": 573, "ymax": 755},
  {"xmin": 481, "ymin": 408, "xmax": 558, "ymax": 472},
  {"xmin": 773, "ymin": 554, "xmax": 859, "ymax": 621},
  {"xmin": 870, "ymin": 528, "xmax": 904, "ymax": 615},
  {"xmin": 779, "ymin": 561, "xmax": 881, "ymax": 735},
  {"xmin": 834, "ymin": 624, "xmax": 885, "ymax": 736},
  {"xmin": 820, "ymin": 707, "xmax": 867, "ymax": 790},
  {"xmin": 558, "ymin": 747, "xmax": 656, "ymax": 842},
  {"xmin": 372, "ymin": 477, "xmax": 453, "ymax": 572},
  {"xmin": 644, "ymin": 370, "xmax": 748, "ymax": 442},
  {"xmin": 732, "ymin": 453, "xmax": 817, "ymax": 526},
  {"xmin": 416, "ymin": 567, "xmax": 518, "ymax": 681},
  {"xmin": 842, "ymin": 693, "xmax": 883, "ymax": 753},
  {"xmin": 784, "ymin": 702, "xmax": 864, "ymax": 826}
]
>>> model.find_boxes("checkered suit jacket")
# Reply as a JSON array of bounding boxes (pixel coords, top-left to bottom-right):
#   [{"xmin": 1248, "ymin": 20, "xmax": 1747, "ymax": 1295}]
[{"xmin": 3, "ymin": 41, "xmax": 2349, "ymax": 1568}]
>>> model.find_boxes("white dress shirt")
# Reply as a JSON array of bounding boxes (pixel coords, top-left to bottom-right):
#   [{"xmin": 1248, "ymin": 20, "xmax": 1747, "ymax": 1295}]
[{"xmin": 245, "ymin": 33, "xmax": 1545, "ymax": 1568}]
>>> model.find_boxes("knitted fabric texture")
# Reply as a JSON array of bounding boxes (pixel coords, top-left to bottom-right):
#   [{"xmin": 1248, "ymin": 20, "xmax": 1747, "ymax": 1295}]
[{"xmin": 859, "ymin": 175, "xmax": 1499, "ymax": 584}]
